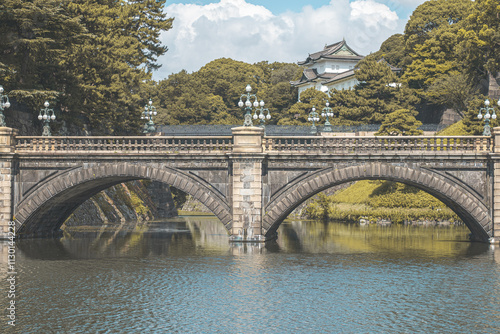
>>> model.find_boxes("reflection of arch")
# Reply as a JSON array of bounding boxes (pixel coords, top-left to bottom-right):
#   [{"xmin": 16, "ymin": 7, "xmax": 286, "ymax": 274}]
[
  {"xmin": 15, "ymin": 163, "xmax": 231, "ymax": 237},
  {"xmin": 263, "ymin": 163, "xmax": 491, "ymax": 242}
]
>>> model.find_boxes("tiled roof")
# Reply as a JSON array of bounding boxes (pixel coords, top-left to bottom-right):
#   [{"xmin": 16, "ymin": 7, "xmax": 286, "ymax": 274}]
[
  {"xmin": 298, "ymin": 40, "xmax": 363, "ymax": 65},
  {"xmin": 323, "ymin": 69, "xmax": 356, "ymax": 85},
  {"xmin": 291, "ymin": 71, "xmax": 338, "ymax": 86}
]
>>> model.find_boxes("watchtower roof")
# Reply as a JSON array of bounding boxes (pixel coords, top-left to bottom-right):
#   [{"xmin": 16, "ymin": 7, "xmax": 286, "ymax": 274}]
[{"xmin": 298, "ymin": 40, "xmax": 363, "ymax": 66}]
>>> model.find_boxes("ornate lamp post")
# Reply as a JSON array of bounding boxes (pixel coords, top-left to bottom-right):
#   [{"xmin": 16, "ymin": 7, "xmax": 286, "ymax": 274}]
[
  {"xmin": 38, "ymin": 101, "xmax": 56, "ymax": 136},
  {"xmin": 141, "ymin": 99, "xmax": 157, "ymax": 134},
  {"xmin": 0, "ymin": 85, "xmax": 11, "ymax": 127},
  {"xmin": 307, "ymin": 106, "xmax": 320, "ymax": 135},
  {"xmin": 252, "ymin": 100, "xmax": 271, "ymax": 129},
  {"xmin": 477, "ymin": 99, "xmax": 499, "ymax": 136},
  {"xmin": 238, "ymin": 84, "xmax": 262, "ymax": 126},
  {"xmin": 320, "ymin": 101, "xmax": 334, "ymax": 132}
]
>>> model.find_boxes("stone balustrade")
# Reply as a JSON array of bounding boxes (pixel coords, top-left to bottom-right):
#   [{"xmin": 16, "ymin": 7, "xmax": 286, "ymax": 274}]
[
  {"xmin": 13, "ymin": 135, "xmax": 493, "ymax": 154},
  {"xmin": 263, "ymin": 136, "xmax": 492, "ymax": 153},
  {"xmin": 15, "ymin": 136, "xmax": 233, "ymax": 153}
]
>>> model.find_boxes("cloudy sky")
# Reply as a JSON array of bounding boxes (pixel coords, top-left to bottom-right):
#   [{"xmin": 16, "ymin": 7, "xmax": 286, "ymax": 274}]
[{"xmin": 155, "ymin": 0, "xmax": 427, "ymax": 80}]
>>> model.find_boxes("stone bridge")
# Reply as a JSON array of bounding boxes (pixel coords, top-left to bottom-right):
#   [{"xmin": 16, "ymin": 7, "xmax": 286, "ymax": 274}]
[{"xmin": 1, "ymin": 126, "xmax": 500, "ymax": 244}]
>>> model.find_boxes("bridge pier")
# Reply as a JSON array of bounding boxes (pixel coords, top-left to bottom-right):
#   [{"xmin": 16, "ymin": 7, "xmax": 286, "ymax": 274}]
[
  {"xmin": 0, "ymin": 127, "xmax": 17, "ymax": 239},
  {"xmin": 228, "ymin": 127, "xmax": 275, "ymax": 242}
]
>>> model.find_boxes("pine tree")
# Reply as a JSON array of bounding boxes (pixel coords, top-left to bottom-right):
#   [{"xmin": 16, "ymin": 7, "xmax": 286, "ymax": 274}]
[
  {"xmin": 0, "ymin": 0, "xmax": 173, "ymax": 134},
  {"xmin": 457, "ymin": 0, "xmax": 500, "ymax": 88},
  {"xmin": 375, "ymin": 109, "xmax": 423, "ymax": 136}
]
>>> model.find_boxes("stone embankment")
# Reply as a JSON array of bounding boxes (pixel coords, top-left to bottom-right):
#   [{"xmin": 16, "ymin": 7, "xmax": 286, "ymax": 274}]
[{"xmin": 64, "ymin": 181, "xmax": 177, "ymax": 227}]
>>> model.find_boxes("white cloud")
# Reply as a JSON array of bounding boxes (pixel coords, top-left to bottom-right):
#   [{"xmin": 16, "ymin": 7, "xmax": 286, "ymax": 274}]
[
  {"xmin": 350, "ymin": 0, "xmax": 398, "ymax": 29},
  {"xmin": 154, "ymin": 0, "xmax": 408, "ymax": 80}
]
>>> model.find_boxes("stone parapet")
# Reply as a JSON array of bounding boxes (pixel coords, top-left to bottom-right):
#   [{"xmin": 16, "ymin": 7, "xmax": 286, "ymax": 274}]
[
  {"xmin": 0, "ymin": 127, "xmax": 18, "ymax": 153},
  {"xmin": 493, "ymin": 127, "xmax": 500, "ymax": 154},
  {"xmin": 231, "ymin": 126, "xmax": 264, "ymax": 153}
]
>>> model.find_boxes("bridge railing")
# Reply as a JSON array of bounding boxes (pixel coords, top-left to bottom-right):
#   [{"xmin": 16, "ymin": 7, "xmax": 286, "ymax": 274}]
[
  {"xmin": 15, "ymin": 136, "xmax": 233, "ymax": 153},
  {"xmin": 262, "ymin": 136, "xmax": 492, "ymax": 153},
  {"xmin": 13, "ymin": 135, "xmax": 493, "ymax": 154}
]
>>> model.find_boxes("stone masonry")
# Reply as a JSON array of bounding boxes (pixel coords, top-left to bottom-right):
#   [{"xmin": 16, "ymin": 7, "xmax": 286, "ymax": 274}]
[
  {"xmin": 229, "ymin": 127, "xmax": 269, "ymax": 241},
  {"xmin": 1, "ymin": 126, "xmax": 500, "ymax": 243},
  {"xmin": 0, "ymin": 128, "xmax": 17, "ymax": 236}
]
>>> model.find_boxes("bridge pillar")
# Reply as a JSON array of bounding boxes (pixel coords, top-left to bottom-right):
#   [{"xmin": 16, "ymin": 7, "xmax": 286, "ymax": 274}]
[
  {"xmin": 0, "ymin": 127, "xmax": 17, "ymax": 239},
  {"xmin": 228, "ymin": 126, "xmax": 273, "ymax": 242}
]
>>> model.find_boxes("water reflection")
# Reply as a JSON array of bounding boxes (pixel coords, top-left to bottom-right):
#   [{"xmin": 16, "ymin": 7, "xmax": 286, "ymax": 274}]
[
  {"xmin": 278, "ymin": 220, "xmax": 490, "ymax": 258},
  {"xmin": 11, "ymin": 218, "xmax": 490, "ymax": 260},
  {"xmin": 1, "ymin": 218, "xmax": 499, "ymax": 334}
]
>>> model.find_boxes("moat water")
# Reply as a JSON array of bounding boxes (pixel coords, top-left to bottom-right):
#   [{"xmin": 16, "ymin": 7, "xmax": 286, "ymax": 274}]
[{"xmin": 1, "ymin": 217, "xmax": 500, "ymax": 333}]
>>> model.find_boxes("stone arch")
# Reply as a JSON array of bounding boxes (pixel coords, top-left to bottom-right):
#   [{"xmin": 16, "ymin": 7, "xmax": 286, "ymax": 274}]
[
  {"xmin": 263, "ymin": 163, "xmax": 491, "ymax": 242},
  {"xmin": 15, "ymin": 163, "xmax": 232, "ymax": 238}
]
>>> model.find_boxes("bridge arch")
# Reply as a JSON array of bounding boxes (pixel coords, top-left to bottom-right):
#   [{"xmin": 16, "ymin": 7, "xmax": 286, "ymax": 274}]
[
  {"xmin": 263, "ymin": 163, "xmax": 491, "ymax": 242},
  {"xmin": 15, "ymin": 163, "xmax": 232, "ymax": 238}
]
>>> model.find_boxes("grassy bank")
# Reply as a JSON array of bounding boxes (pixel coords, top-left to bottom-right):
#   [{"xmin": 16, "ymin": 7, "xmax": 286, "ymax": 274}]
[{"xmin": 305, "ymin": 180, "xmax": 461, "ymax": 224}]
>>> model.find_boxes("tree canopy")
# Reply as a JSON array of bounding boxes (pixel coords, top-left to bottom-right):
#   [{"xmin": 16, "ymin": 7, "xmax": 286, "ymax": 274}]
[
  {"xmin": 0, "ymin": 0, "xmax": 173, "ymax": 134},
  {"xmin": 153, "ymin": 59, "xmax": 301, "ymax": 126},
  {"xmin": 1, "ymin": 0, "xmax": 500, "ymax": 135}
]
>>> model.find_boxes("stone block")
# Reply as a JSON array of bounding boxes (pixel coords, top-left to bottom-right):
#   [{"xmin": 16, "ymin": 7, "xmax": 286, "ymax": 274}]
[
  {"xmin": 239, "ymin": 174, "xmax": 254, "ymax": 182},
  {"xmin": 239, "ymin": 189, "xmax": 254, "ymax": 196},
  {"xmin": 303, "ymin": 182, "xmax": 314, "ymax": 194},
  {"xmin": 250, "ymin": 195, "xmax": 262, "ymax": 202}
]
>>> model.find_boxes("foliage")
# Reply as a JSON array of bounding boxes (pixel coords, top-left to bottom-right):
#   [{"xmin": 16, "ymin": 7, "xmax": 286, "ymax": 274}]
[
  {"xmin": 457, "ymin": 0, "xmax": 500, "ymax": 83},
  {"xmin": 402, "ymin": 27, "xmax": 462, "ymax": 91},
  {"xmin": 305, "ymin": 180, "xmax": 460, "ymax": 224},
  {"xmin": 0, "ymin": 0, "xmax": 173, "ymax": 134},
  {"xmin": 375, "ymin": 109, "xmax": 423, "ymax": 136},
  {"xmin": 154, "ymin": 59, "xmax": 300, "ymax": 126},
  {"xmin": 404, "ymin": 0, "xmax": 473, "ymax": 54},
  {"xmin": 425, "ymin": 71, "xmax": 478, "ymax": 117},
  {"xmin": 328, "ymin": 58, "xmax": 419, "ymax": 125},
  {"xmin": 400, "ymin": 0, "xmax": 476, "ymax": 114},
  {"xmin": 369, "ymin": 34, "xmax": 409, "ymax": 69},
  {"xmin": 462, "ymin": 96, "xmax": 500, "ymax": 135},
  {"xmin": 436, "ymin": 120, "xmax": 469, "ymax": 136},
  {"xmin": 277, "ymin": 88, "xmax": 328, "ymax": 125}
]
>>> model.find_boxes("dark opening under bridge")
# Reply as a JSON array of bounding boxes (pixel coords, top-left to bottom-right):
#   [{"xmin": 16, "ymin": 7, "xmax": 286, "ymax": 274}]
[{"xmin": 1, "ymin": 126, "xmax": 500, "ymax": 244}]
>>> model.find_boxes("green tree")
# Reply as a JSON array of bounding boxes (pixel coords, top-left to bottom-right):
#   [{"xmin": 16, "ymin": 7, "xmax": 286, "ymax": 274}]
[
  {"xmin": 62, "ymin": 0, "xmax": 172, "ymax": 134},
  {"xmin": 457, "ymin": 0, "xmax": 500, "ymax": 87},
  {"xmin": 404, "ymin": 0, "xmax": 472, "ymax": 54},
  {"xmin": 402, "ymin": 28, "xmax": 461, "ymax": 91},
  {"xmin": 329, "ymin": 89, "xmax": 371, "ymax": 125},
  {"xmin": 330, "ymin": 58, "xmax": 419, "ymax": 125},
  {"xmin": 402, "ymin": 0, "xmax": 472, "ymax": 92},
  {"xmin": 154, "ymin": 58, "xmax": 300, "ymax": 126},
  {"xmin": 0, "ymin": 0, "xmax": 173, "ymax": 134},
  {"xmin": 277, "ymin": 88, "xmax": 328, "ymax": 125},
  {"xmin": 0, "ymin": 0, "xmax": 84, "ymax": 106},
  {"xmin": 426, "ymin": 71, "xmax": 478, "ymax": 117},
  {"xmin": 462, "ymin": 96, "xmax": 499, "ymax": 135},
  {"xmin": 370, "ymin": 34, "xmax": 409, "ymax": 69},
  {"xmin": 375, "ymin": 109, "xmax": 423, "ymax": 136}
]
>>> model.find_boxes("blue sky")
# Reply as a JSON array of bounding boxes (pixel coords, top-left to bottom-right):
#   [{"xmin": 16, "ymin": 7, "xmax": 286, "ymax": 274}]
[
  {"xmin": 167, "ymin": 0, "xmax": 337, "ymax": 14},
  {"xmin": 156, "ymin": 0, "xmax": 427, "ymax": 79},
  {"xmin": 166, "ymin": 0, "xmax": 420, "ymax": 16}
]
